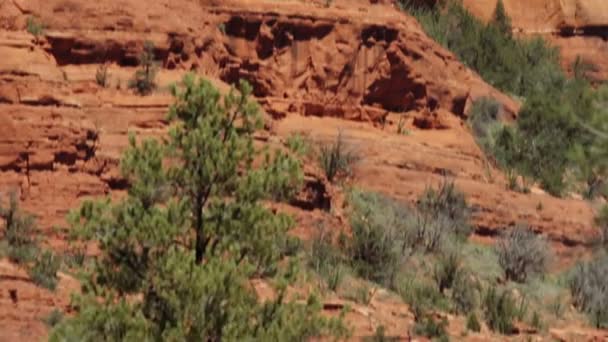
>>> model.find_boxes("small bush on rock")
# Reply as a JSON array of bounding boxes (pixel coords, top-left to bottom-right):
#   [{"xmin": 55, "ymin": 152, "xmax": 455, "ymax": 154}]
[
  {"xmin": 129, "ymin": 41, "xmax": 157, "ymax": 95},
  {"xmin": 496, "ymin": 226, "xmax": 551, "ymax": 283},
  {"xmin": 0, "ymin": 192, "xmax": 37, "ymax": 264},
  {"xmin": 318, "ymin": 131, "xmax": 359, "ymax": 183},
  {"xmin": 96, "ymin": 64, "xmax": 110, "ymax": 88},
  {"xmin": 26, "ymin": 17, "xmax": 44, "ymax": 37}
]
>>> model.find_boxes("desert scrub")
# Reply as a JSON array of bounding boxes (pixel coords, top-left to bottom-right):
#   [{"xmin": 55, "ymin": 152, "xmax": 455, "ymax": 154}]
[
  {"xmin": 348, "ymin": 190, "xmax": 415, "ymax": 286},
  {"xmin": 309, "ymin": 224, "xmax": 346, "ymax": 291},
  {"xmin": 26, "ymin": 16, "xmax": 44, "ymax": 37},
  {"xmin": 568, "ymin": 254, "xmax": 608, "ymax": 328},
  {"xmin": 129, "ymin": 41, "xmax": 157, "ymax": 95},
  {"xmin": 594, "ymin": 205, "xmax": 608, "ymax": 248},
  {"xmin": 285, "ymin": 132, "xmax": 311, "ymax": 157},
  {"xmin": 29, "ymin": 250, "xmax": 60, "ymax": 290},
  {"xmin": 482, "ymin": 286, "xmax": 517, "ymax": 334},
  {"xmin": 496, "ymin": 226, "xmax": 551, "ymax": 283},
  {"xmin": 0, "ymin": 192, "xmax": 38, "ymax": 264},
  {"xmin": 417, "ymin": 178, "xmax": 471, "ymax": 241},
  {"xmin": 96, "ymin": 64, "xmax": 110, "ymax": 88},
  {"xmin": 318, "ymin": 131, "xmax": 359, "ymax": 183}
]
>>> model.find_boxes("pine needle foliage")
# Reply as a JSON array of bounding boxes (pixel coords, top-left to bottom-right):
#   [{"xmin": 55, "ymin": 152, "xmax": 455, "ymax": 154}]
[{"xmin": 50, "ymin": 75, "xmax": 345, "ymax": 341}]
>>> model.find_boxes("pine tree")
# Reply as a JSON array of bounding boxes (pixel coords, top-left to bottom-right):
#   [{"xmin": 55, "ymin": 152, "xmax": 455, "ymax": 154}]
[
  {"xmin": 492, "ymin": 0, "xmax": 512, "ymax": 37},
  {"xmin": 50, "ymin": 75, "xmax": 343, "ymax": 340}
]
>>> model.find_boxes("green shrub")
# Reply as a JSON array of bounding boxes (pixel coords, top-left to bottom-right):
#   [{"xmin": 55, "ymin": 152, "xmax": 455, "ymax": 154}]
[
  {"xmin": 495, "ymin": 226, "xmax": 551, "ymax": 283},
  {"xmin": 568, "ymin": 254, "xmax": 608, "ymax": 328},
  {"xmin": 309, "ymin": 224, "xmax": 345, "ymax": 291},
  {"xmin": 26, "ymin": 17, "xmax": 44, "ymax": 37},
  {"xmin": 466, "ymin": 312, "xmax": 481, "ymax": 332},
  {"xmin": 482, "ymin": 286, "xmax": 517, "ymax": 334},
  {"xmin": 349, "ymin": 284, "xmax": 374, "ymax": 305},
  {"xmin": 128, "ymin": 41, "xmax": 157, "ymax": 95},
  {"xmin": 44, "ymin": 309, "xmax": 64, "ymax": 327},
  {"xmin": 452, "ymin": 271, "xmax": 478, "ymax": 314},
  {"xmin": 318, "ymin": 132, "xmax": 359, "ymax": 183},
  {"xmin": 348, "ymin": 190, "xmax": 415, "ymax": 286},
  {"xmin": 0, "ymin": 192, "xmax": 37, "ymax": 264},
  {"xmin": 417, "ymin": 178, "xmax": 471, "ymax": 240},
  {"xmin": 29, "ymin": 250, "xmax": 60, "ymax": 291},
  {"xmin": 285, "ymin": 133, "xmax": 311, "ymax": 157},
  {"xmin": 413, "ymin": 314, "xmax": 449, "ymax": 340},
  {"xmin": 401, "ymin": 281, "xmax": 449, "ymax": 320},
  {"xmin": 433, "ymin": 250, "xmax": 461, "ymax": 294},
  {"xmin": 468, "ymin": 97, "xmax": 502, "ymax": 147},
  {"xmin": 530, "ymin": 311, "xmax": 543, "ymax": 331}
]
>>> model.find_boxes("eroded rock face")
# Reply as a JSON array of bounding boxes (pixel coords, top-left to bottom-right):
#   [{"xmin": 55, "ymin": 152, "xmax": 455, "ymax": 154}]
[{"xmin": 0, "ymin": 0, "xmax": 519, "ymax": 225}]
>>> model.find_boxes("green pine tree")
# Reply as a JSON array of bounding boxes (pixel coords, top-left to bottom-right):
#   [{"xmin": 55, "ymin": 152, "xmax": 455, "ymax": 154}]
[
  {"xmin": 493, "ymin": 0, "xmax": 512, "ymax": 36},
  {"xmin": 50, "ymin": 75, "xmax": 344, "ymax": 341}
]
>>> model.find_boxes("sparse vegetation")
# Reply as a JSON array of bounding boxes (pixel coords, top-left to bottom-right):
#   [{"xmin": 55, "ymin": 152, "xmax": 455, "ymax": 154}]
[
  {"xmin": 568, "ymin": 254, "xmax": 608, "ymax": 328},
  {"xmin": 318, "ymin": 132, "xmax": 359, "ymax": 183},
  {"xmin": 1, "ymin": 192, "xmax": 61, "ymax": 290},
  {"xmin": 0, "ymin": 192, "xmax": 37, "ymax": 264},
  {"xmin": 364, "ymin": 325, "xmax": 393, "ymax": 342},
  {"xmin": 466, "ymin": 312, "xmax": 481, "ymax": 332},
  {"xmin": 402, "ymin": 0, "xmax": 608, "ymax": 197},
  {"xmin": 401, "ymin": 280, "xmax": 450, "ymax": 320},
  {"xmin": 433, "ymin": 250, "xmax": 461, "ymax": 294},
  {"xmin": 483, "ymin": 286, "xmax": 517, "ymax": 334},
  {"xmin": 594, "ymin": 205, "xmax": 608, "ymax": 248},
  {"xmin": 496, "ymin": 226, "xmax": 551, "ymax": 283},
  {"xmin": 417, "ymin": 178, "xmax": 471, "ymax": 240},
  {"xmin": 128, "ymin": 41, "xmax": 157, "ymax": 95},
  {"xmin": 413, "ymin": 314, "xmax": 449, "ymax": 340},
  {"xmin": 309, "ymin": 224, "xmax": 345, "ymax": 291},
  {"xmin": 95, "ymin": 64, "xmax": 110, "ymax": 88},
  {"xmin": 26, "ymin": 16, "xmax": 44, "ymax": 37},
  {"xmin": 285, "ymin": 132, "xmax": 311, "ymax": 157},
  {"xmin": 451, "ymin": 270, "xmax": 478, "ymax": 314},
  {"xmin": 29, "ymin": 250, "xmax": 61, "ymax": 290},
  {"xmin": 348, "ymin": 190, "xmax": 414, "ymax": 286},
  {"xmin": 44, "ymin": 309, "xmax": 64, "ymax": 328}
]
